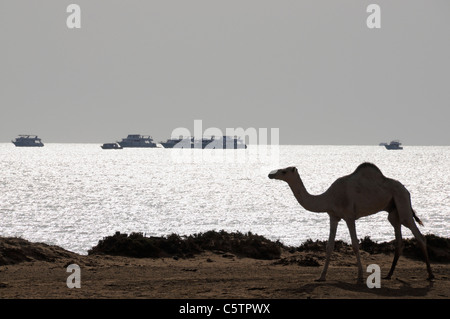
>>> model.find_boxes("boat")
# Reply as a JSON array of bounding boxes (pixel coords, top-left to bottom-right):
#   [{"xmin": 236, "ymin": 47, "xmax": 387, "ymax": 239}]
[
  {"xmin": 101, "ymin": 142, "xmax": 123, "ymax": 150},
  {"xmin": 160, "ymin": 136, "xmax": 247, "ymax": 149},
  {"xmin": 12, "ymin": 135, "xmax": 44, "ymax": 147},
  {"xmin": 384, "ymin": 140, "xmax": 403, "ymax": 150},
  {"xmin": 160, "ymin": 136, "xmax": 193, "ymax": 149},
  {"xmin": 117, "ymin": 134, "xmax": 157, "ymax": 148}
]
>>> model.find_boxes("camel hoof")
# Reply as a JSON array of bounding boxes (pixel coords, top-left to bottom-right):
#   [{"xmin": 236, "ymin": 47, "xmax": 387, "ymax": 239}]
[
  {"xmin": 383, "ymin": 275, "xmax": 392, "ymax": 280},
  {"xmin": 427, "ymin": 275, "xmax": 435, "ymax": 282},
  {"xmin": 315, "ymin": 277, "xmax": 326, "ymax": 282}
]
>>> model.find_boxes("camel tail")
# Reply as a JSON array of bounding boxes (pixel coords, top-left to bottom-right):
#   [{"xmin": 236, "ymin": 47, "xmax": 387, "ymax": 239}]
[
  {"xmin": 412, "ymin": 209, "xmax": 424, "ymax": 226},
  {"xmin": 405, "ymin": 184, "xmax": 424, "ymax": 227},
  {"xmin": 394, "ymin": 182, "xmax": 424, "ymax": 227}
]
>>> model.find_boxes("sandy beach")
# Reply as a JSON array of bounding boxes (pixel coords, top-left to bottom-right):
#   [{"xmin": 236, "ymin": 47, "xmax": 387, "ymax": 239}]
[{"xmin": 1, "ymin": 235, "xmax": 448, "ymax": 300}]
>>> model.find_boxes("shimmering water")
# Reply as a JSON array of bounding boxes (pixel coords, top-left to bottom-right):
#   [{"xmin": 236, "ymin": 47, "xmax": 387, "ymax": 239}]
[{"xmin": 0, "ymin": 144, "xmax": 448, "ymax": 254}]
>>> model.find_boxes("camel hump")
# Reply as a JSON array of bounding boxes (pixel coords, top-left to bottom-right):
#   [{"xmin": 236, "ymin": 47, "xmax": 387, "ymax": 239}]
[{"xmin": 352, "ymin": 162, "xmax": 385, "ymax": 177}]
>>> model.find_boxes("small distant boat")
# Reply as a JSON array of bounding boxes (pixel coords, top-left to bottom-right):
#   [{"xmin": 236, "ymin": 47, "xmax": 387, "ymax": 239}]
[
  {"xmin": 12, "ymin": 135, "xmax": 44, "ymax": 147},
  {"xmin": 384, "ymin": 140, "xmax": 403, "ymax": 150},
  {"xmin": 101, "ymin": 142, "xmax": 123, "ymax": 150},
  {"xmin": 117, "ymin": 134, "xmax": 157, "ymax": 148}
]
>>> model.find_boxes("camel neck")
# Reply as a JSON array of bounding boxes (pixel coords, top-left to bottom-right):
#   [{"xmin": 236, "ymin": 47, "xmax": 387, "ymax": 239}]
[{"xmin": 288, "ymin": 173, "xmax": 329, "ymax": 213}]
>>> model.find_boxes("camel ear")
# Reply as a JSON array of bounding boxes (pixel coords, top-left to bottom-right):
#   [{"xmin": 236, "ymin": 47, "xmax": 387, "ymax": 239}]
[{"xmin": 291, "ymin": 167, "xmax": 296, "ymax": 172}]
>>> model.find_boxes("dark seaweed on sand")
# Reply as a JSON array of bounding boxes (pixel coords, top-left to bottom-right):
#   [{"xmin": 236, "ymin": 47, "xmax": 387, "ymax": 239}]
[
  {"xmin": 297, "ymin": 235, "xmax": 450, "ymax": 263},
  {"xmin": 88, "ymin": 231, "xmax": 449, "ymax": 262},
  {"xmin": 88, "ymin": 230, "xmax": 285, "ymax": 260}
]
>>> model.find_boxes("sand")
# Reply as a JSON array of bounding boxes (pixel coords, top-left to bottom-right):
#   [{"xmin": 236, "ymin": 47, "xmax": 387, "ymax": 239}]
[{"xmin": 0, "ymin": 237, "xmax": 448, "ymax": 300}]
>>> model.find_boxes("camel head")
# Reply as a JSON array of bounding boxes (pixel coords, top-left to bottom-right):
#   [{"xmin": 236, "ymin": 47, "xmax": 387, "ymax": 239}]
[{"xmin": 268, "ymin": 166, "xmax": 298, "ymax": 182}]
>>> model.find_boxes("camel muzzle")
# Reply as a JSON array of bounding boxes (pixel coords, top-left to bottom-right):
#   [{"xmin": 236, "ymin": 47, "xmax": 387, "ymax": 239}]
[{"xmin": 268, "ymin": 170, "xmax": 278, "ymax": 179}]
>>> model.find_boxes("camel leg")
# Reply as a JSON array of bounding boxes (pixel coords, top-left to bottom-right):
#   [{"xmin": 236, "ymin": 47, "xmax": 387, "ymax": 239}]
[
  {"xmin": 395, "ymin": 196, "xmax": 435, "ymax": 280},
  {"xmin": 316, "ymin": 216, "xmax": 339, "ymax": 282},
  {"xmin": 345, "ymin": 219, "xmax": 364, "ymax": 284},
  {"xmin": 405, "ymin": 220, "xmax": 435, "ymax": 280},
  {"xmin": 385, "ymin": 210, "xmax": 402, "ymax": 279}
]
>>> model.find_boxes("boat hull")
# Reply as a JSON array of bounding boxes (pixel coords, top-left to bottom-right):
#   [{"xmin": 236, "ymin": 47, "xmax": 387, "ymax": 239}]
[
  {"xmin": 117, "ymin": 143, "xmax": 157, "ymax": 148},
  {"xmin": 101, "ymin": 143, "xmax": 123, "ymax": 150},
  {"xmin": 384, "ymin": 145, "xmax": 403, "ymax": 150},
  {"xmin": 12, "ymin": 143, "xmax": 44, "ymax": 147},
  {"xmin": 162, "ymin": 144, "xmax": 247, "ymax": 149}
]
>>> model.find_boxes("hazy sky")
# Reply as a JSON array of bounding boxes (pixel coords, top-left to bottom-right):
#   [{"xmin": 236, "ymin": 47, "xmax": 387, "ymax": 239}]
[{"xmin": 1, "ymin": 1, "xmax": 449, "ymax": 145}]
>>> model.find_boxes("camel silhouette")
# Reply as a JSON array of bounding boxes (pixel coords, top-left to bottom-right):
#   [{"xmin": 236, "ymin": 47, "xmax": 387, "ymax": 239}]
[{"xmin": 268, "ymin": 162, "xmax": 434, "ymax": 283}]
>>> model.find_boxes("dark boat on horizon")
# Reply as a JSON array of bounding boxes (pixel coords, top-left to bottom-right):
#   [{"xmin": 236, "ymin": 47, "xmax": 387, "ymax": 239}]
[
  {"xmin": 12, "ymin": 135, "xmax": 44, "ymax": 147},
  {"xmin": 384, "ymin": 140, "xmax": 403, "ymax": 150},
  {"xmin": 117, "ymin": 134, "xmax": 157, "ymax": 148}
]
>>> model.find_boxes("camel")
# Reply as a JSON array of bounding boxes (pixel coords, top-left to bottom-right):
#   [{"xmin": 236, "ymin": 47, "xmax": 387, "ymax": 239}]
[{"xmin": 268, "ymin": 162, "xmax": 434, "ymax": 283}]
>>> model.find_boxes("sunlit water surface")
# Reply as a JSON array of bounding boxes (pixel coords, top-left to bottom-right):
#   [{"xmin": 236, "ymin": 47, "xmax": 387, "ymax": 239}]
[{"xmin": 0, "ymin": 144, "xmax": 448, "ymax": 254}]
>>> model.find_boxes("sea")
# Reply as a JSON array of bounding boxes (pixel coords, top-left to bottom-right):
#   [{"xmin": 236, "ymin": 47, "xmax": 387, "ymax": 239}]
[{"xmin": 0, "ymin": 143, "xmax": 449, "ymax": 255}]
